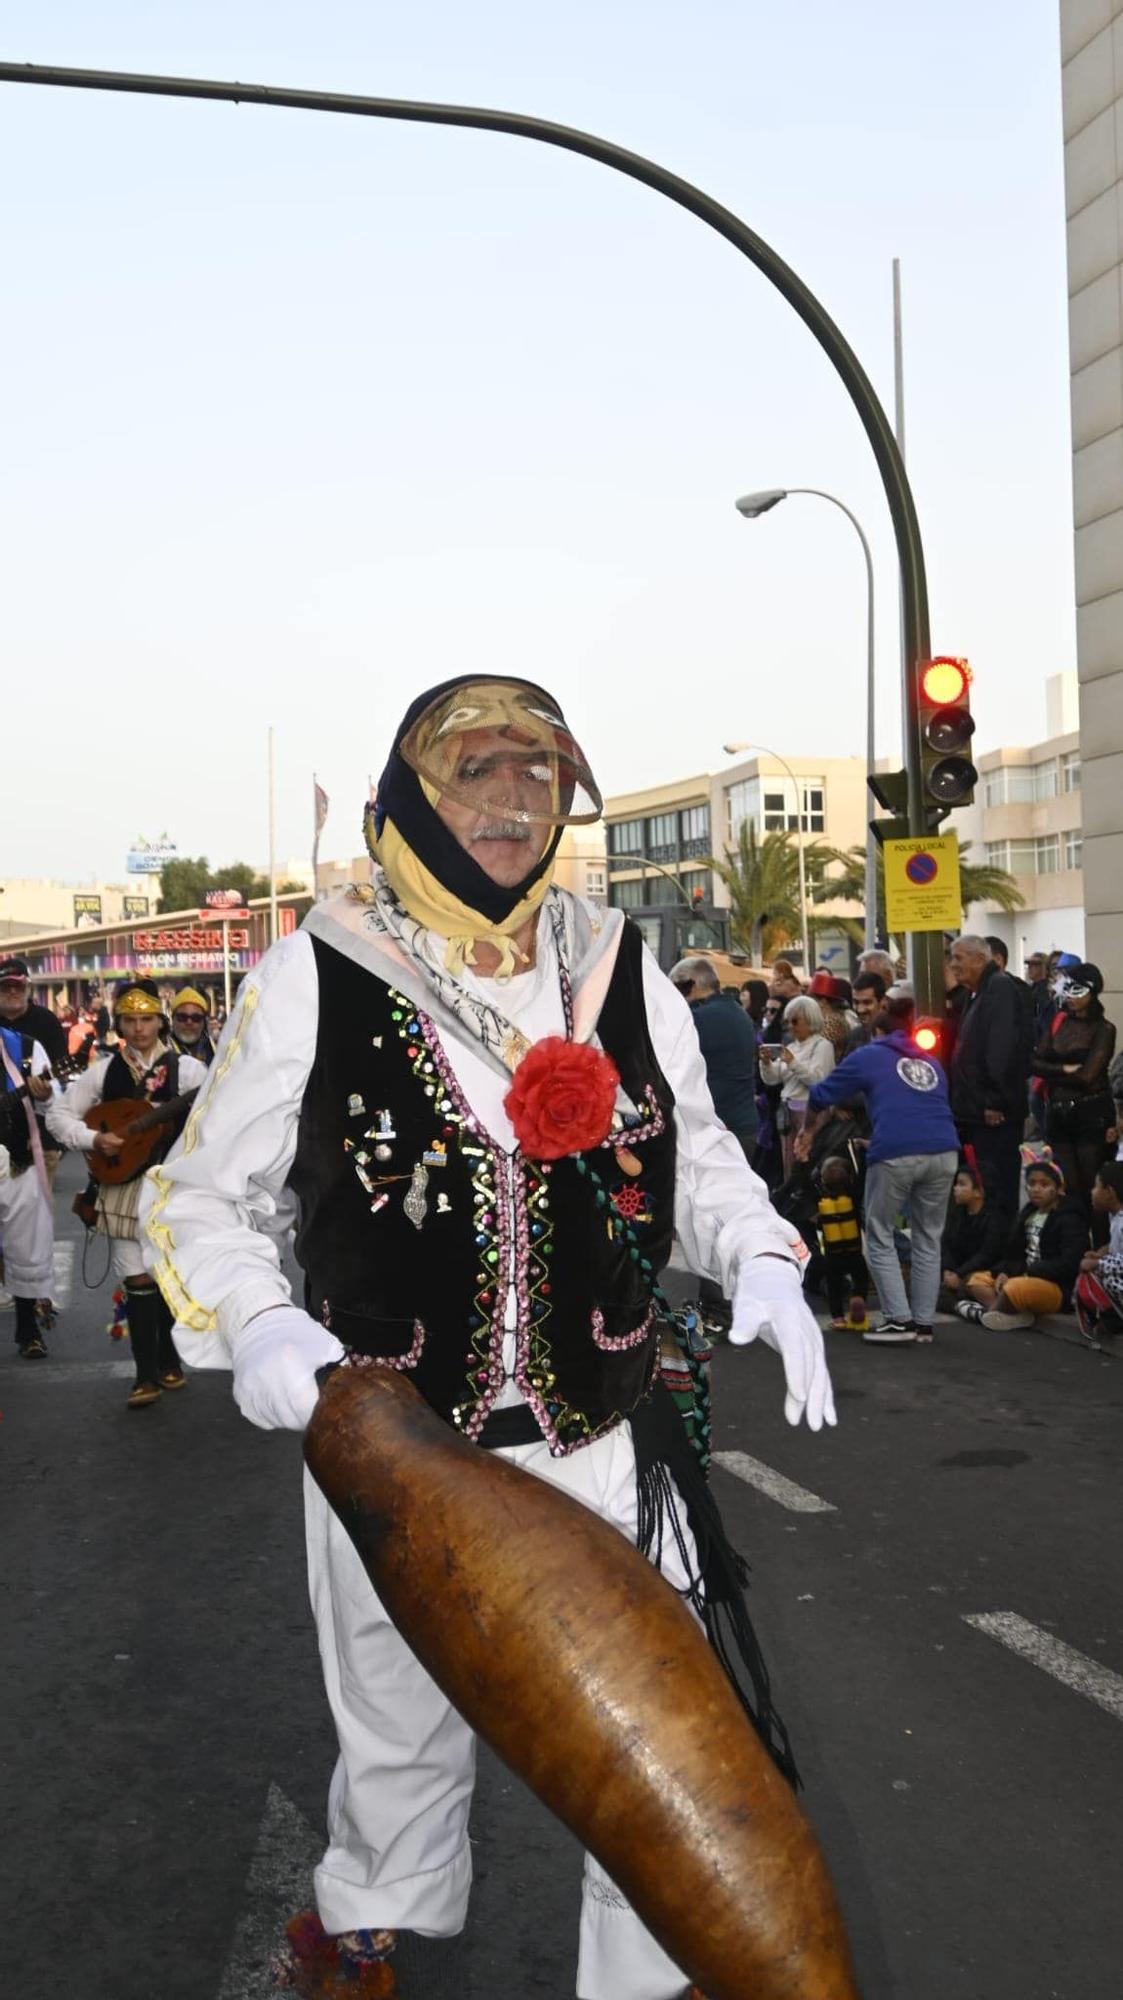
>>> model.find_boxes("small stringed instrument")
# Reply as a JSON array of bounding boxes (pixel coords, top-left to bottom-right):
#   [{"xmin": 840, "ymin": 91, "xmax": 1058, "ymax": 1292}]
[{"xmin": 84, "ymin": 1091, "xmax": 198, "ymax": 1185}]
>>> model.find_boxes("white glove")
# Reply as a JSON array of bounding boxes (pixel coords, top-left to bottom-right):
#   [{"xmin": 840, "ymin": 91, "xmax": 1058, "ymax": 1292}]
[
  {"xmin": 729, "ymin": 1257, "xmax": 837, "ymax": 1431},
  {"xmin": 231, "ymin": 1305, "xmax": 344, "ymax": 1432}
]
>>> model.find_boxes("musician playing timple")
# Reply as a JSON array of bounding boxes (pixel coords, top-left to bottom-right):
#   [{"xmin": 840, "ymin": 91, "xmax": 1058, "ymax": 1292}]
[
  {"xmin": 138, "ymin": 677, "xmax": 836, "ymax": 2000},
  {"xmin": 48, "ymin": 979, "xmax": 206, "ymax": 1409}
]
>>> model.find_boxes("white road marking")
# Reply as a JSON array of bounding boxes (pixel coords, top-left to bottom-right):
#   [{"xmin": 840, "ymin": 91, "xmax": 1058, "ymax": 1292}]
[
  {"xmin": 51, "ymin": 1240, "xmax": 75, "ymax": 1307},
  {"xmin": 965, "ymin": 1612, "xmax": 1123, "ymax": 1722},
  {"xmin": 712, "ymin": 1450, "xmax": 837, "ymax": 1514},
  {"xmin": 2, "ymin": 1360, "xmax": 135, "ymax": 1381},
  {"xmin": 216, "ymin": 1784, "xmax": 322, "ymax": 1999}
]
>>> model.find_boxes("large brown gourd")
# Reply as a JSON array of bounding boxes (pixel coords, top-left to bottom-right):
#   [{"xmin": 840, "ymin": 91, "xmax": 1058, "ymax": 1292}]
[{"xmin": 305, "ymin": 1366, "xmax": 860, "ymax": 2000}]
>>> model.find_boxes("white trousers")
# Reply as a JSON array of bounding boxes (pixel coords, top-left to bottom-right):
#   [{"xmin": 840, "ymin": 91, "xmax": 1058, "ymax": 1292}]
[
  {"xmin": 304, "ymin": 1420, "xmax": 696, "ymax": 2000},
  {"xmin": 0, "ymin": 1163, "xmax": 54, "ymax": 1295}
]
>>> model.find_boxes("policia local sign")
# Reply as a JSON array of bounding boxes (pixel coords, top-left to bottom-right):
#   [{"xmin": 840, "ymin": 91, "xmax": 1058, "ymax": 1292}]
[{"xmin": 883, "ymin": 833, "xmax": 963, "ymax": 934}]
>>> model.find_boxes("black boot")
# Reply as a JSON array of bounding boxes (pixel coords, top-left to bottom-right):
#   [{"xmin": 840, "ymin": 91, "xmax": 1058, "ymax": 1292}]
[
  {"xmin": 154, "ymin": 1290, "xmax": 186, "ymax": 1390},
  {"xmin": 15, "ymin": 1295, "xmax": 47, "ymax": 1358},
  {"xmin": 123, "ymin": 1281, "xmax": 162, "ymax": 1408}
]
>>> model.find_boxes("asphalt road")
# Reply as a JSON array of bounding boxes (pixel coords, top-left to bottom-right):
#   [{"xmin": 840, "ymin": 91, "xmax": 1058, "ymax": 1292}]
[{"xmin": 2, "ymin": 1167, "xmax": 1120, "ymax": 1999}]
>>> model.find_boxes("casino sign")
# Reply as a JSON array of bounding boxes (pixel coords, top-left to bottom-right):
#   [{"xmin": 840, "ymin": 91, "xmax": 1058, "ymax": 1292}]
[{"xmin": 6, "ymin": 894, "xmax": 307, "ymax": 998}]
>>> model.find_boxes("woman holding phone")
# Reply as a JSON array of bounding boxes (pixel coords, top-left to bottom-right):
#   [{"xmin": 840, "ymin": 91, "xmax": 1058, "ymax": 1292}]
[{"xmin": 759, "ymin": 996, "xmax": 835, "ymax": 1176}]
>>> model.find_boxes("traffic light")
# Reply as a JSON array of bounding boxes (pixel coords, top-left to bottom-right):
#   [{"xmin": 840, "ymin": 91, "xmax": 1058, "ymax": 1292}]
[
  {"xmin": 919, "ymin": 656, "xmax": 977, "ymax": 811},
  {"xmin": 913, "ymin": 1017, "xmax": 942, "ymax": 1056}
]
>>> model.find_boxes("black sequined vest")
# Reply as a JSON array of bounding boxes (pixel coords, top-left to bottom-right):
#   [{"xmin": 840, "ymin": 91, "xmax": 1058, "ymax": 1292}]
[{"xmin": 289, "ymin": 920, "xmax": 677, "ymax": 1455}]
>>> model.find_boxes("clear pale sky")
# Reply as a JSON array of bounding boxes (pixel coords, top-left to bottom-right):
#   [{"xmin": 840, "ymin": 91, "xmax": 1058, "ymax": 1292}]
[{"xmin": 2, "ymin": 0, "xmax": 1074, "ymax": 879}]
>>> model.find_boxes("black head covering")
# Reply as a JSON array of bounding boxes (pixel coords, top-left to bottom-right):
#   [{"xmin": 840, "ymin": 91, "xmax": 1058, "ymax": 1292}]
[{"xmin": 368, "ymin": 673, "xmax": 569, "ymax": 924}]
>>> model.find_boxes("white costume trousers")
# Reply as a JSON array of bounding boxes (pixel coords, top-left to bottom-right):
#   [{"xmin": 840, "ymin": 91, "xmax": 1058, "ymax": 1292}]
[
  {"xmin": 305, "ymin": 1419, "xmax": 696, "ymax": 2000},
  {"xmin": 0, "ymin": 1163, "xmax": 54, "ymax": 1294}
]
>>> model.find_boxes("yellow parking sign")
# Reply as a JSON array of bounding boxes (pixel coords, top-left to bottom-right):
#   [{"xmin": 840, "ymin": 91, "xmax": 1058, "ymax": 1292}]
[{"xmin": 884, "ymin": 833, "xmax": 962, "ymax": 934}]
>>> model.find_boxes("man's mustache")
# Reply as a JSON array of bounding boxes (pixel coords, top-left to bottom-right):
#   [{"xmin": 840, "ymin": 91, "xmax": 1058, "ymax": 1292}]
[{"xmin": 470, "ymin": 820, "xmax": 533, "ymax": 843}]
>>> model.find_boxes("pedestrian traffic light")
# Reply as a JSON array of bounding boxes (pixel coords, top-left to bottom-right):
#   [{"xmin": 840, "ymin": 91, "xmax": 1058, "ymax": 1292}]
[
  {"xmin": 918, "ymin": 656, "xmax": 977, "ymax": 811},
  {"xmin": 913, "ymin": 1017, "xmax": 942, "ymax": 1056}
]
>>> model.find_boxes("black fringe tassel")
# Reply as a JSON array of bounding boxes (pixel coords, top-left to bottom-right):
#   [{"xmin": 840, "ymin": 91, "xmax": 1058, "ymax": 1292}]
[{"xmin": 632, "ymin": 1384, "xmax": 801, "ymax": 1790}]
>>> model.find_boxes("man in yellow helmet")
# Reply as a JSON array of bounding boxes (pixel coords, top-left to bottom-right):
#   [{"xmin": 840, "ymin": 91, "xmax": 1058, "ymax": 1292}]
[
  {"xmin": 139, "ymin": 675, "xmax": 836, "ymax": 1997},
  {"xmin": 48, "ymin": 979, "xmax": 207, "ymax": 1407},
  {"xmin": 169, "ymin": 986, "xmax": 216, "ymax": 1067}
]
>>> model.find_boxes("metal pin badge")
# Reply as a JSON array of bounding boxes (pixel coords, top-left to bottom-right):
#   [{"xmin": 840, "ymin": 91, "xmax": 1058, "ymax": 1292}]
[
  {"xmin": 436, "ymin": 1191, "xmax": 452, "ymax": 1214},
  {"xmin": 347, "ymin": 1093, "xmax": 366, "ymax": 1118},
  {"xmin": 403, "ymin": 1161, "xmax": 429, "ymax": 1230}
]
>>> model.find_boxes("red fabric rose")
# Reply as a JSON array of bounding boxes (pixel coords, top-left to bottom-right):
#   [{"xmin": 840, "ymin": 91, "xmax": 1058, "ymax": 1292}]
[{"xmin": 504, "ymin": 1036, "xmax": 620, "ymax": 1160}]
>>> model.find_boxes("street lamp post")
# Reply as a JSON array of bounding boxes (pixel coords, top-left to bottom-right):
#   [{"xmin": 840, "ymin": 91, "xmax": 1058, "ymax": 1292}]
[
  {"xmin": 735, "ymin": 487, "xmax": 878, "ymax": 951},
  {"xmin": 721, "ymin": 742, "xmax": 810, "ymax": 972}
]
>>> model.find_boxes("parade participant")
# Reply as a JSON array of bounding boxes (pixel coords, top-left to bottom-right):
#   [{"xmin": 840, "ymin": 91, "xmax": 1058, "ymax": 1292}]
[
  {"xmin": 48, "ymin": 980, "xmax": 206, "ymax": 1408},
  {"xmin": 0, "ymin": 958, "xmax": 69, "ymax": 1238},
  {"xmin": 169, "ymin": 986, "xmax": 217, "ymax": 1066},
  {"xmin": 0, "ymin": 1019, "xmax": 56, "ymax": 1358},
  {"xmin": 139, "ymin": 673, "xmax": 836, "ymax": 2000}
]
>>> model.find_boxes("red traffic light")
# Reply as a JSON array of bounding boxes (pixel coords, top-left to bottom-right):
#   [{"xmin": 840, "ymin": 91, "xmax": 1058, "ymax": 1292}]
[
  {"xmin": 920, "ymin": 657, "xmax": 971, "ymax": 705},
  {"xmin": 914, "ymin": 1019, "xmax": 941, "ymax": 1055}
]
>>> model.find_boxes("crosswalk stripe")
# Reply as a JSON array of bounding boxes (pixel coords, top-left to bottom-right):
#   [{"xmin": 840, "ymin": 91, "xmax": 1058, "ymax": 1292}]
[
  {"xmin": 964, "ymin": 1612, "xmax": 1123, "ymax": 1722},
  {"xmin": 712, "ymin": 1450, "xmax": 837, "ymax": 1514}
]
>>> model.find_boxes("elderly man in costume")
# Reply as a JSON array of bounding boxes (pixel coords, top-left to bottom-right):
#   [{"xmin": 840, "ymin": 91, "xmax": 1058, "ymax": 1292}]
[
  {"xmin": 169, "ymin": 985, "xmax": 217, "ymax": 1067},
  {"xmin": 139, "ymin": 677, "xmax": 836, "ymax": 2000},
  {"xmin": 48, "ymin": 979, "xmax": 207, "ymax": 1407}
]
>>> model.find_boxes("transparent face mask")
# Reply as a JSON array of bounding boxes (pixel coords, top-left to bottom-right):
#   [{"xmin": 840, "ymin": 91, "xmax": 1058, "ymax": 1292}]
[{"xmin": 398, "ymin": 681, "xmax": 602, "ymax": 827}]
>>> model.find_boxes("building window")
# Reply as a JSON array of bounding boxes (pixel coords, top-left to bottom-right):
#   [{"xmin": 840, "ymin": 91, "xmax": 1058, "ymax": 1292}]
[
  {"xmin": 586, "ymin": 866, "xmax": 606, "ymax": 899},
  {"xmin": 1064, "ymin": 831, "xmax": 1083, "ymax": 870},
  {"xmin": 1008, "ymin": 840, "xmax": 1037, "ymax": 874},
  {"xmin": 609, "ymin": 876, "xmax": 645, "ymax": 907},
  {"xmin": 679, "ymin": 868, "xmax": 712, "ymax": 906},
  {"xmin": 763, "ymin": 789, "xmax": 786, "ymax": 832},
  {"xmin": 680, "ymin": 804, "xmax": 710, "ymax": 843},
  {"xmin": 607, "ymin": 818, "xmax": 644, "ymax": 857},
  {"xmin": 1062, "ymin": 752, "xmax": 1081, "ymax": 792},
  {"xmin": 726, "ymin": 778, "xmax": 760, "ymax": 841},
  {"xmin": 802, "ymin": 785, "xmax": 826, "ymax": 833},
  {"xmin": 1035, "ymin": 835, "xmax": 1059, "ymax": 875},
  {"xmin": 1034, "ymin": 760, "xmax": 1058, "ymax": 800},
  {"xmin": 985, "ymin": 766, "xmax": 1036, "ymax": 806},
  {"xmin": 985, "ymin": 841, "xmax": 1007, "ymax": 869},
  {"xmin": 645, "ymin": 812, "xmax": 679, "ymax": 862}
]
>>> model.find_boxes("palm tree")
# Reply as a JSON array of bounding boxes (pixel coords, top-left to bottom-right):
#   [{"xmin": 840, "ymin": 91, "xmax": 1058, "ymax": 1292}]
[
  {"xmin": 812, "ymin": 840, "xmax": 1024, "ymax": 945},
  {"xmin": 708, "ymin": 824, "xmax": 836, "ymax": 961}
]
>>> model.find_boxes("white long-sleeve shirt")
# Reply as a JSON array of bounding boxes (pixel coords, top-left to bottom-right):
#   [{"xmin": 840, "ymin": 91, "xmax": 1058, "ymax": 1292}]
[
  {"xmin": 760, "ymin": 1032, "xmax": 835, "ymax": 1103},
  {"xmin": 47, "ymin": 1049, "xmax": 209, "ymax": 1151},
  {"xmin": 138, "ymin": 912, "xmax": 804, "ymax": 1369}
]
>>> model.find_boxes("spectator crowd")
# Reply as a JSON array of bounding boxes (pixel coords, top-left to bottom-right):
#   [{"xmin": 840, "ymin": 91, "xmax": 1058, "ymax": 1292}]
[{"xmin": 672, "ymin": 935, "xmax": 1122, "ymax": 1348}]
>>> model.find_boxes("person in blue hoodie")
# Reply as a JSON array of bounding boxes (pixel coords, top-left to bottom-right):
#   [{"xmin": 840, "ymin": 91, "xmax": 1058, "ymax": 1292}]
[{"xmin": 799, "ymin": 993, "xmax": 960, "ymax": 1346}]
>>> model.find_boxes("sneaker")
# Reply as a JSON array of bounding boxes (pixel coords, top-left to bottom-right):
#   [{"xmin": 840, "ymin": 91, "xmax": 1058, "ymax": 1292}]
[
  {"xmin": 158, "ymin": 1368, "xmax": 186, "ymax": 1391},
  {"xmin": 0, "ymin": 1288, "xmax": 13, "ymax": 1310},
  {"xmin": 19, "ymin": 1335, "xmax": 48, "ymax": 1359},
  {"xmin": 914, "ymin": 1325, "xmax": 934, "ymax": 1344},
  {"xmin": 981, "ymin": 1309, "xmax": 1035, "ymax": 1331},
  {"xmin": 126, "ymin": 1381, "xmax": 161, "ymax": 1409},
  {"xmin": 955, "ymin": 1299, "xmax": 985, "ymax": 1324},
  {"xmin": 863, "ymin": 1318, "xmax": 917, "ymax": 1344}
]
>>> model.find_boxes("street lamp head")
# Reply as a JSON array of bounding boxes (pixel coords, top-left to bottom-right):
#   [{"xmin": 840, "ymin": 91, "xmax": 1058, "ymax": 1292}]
[
  {"xmin": 722, "ymin": 741, "xmax": 750, "ymax": 756},
  {"xmin": 734, "ymin": 489, "xmax": 787, "ymax": 519}
]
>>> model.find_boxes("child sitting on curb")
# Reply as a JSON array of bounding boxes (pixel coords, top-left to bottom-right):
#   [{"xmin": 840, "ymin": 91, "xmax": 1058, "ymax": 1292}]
[
  {"xmin": 956, "ymin": 1159, "xmax": 1087, "ymax": 1331},
  {"xmin": 1074, "ymin": 1161, "xmax": 1123, "ymax": 1343}
]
